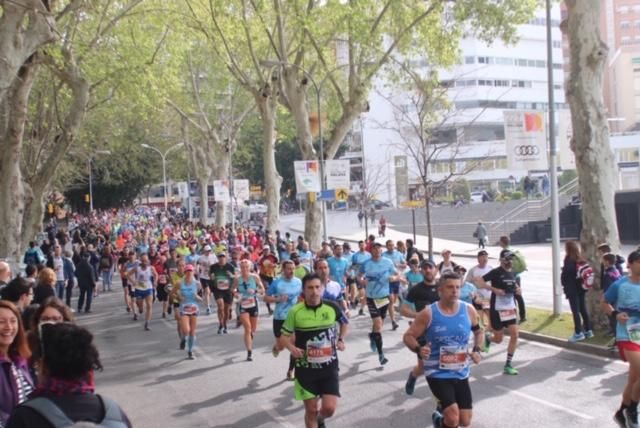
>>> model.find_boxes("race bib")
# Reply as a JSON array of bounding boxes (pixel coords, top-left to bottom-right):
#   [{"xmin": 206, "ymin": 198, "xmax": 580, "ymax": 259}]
[
  {"xmin": 494, "ymin": 294, "xmax": 516, "ymax": 311},
  {"xmin": 306, "ymin": 340, "xmax": 333, "ymax": 364},
  {"xmin": 481, "ymin": 298, "xmax": 490, "ymax": 310},
  {"xmin": 374, "ymin": 297, "xmax": 390, "ymax": 309},
  {"xmin": 135, "ymin": 282, "xmax": 148, "ymax": 290},
  {"xmin": 241, "ymin": 298, "xmax": 256, "ymax": 309},
  {"xmin": 217, "ymin": 279, "xmax": 230, "ymax": 290},
  {"xmin": 628, "ymin": 322, "xmax": 640, "ymax": 344},
  {"xmin": 499, "ymin": 309, "xmax": 517, "ymax": 322},
  {"xmin": 182, "ymin": 304, "xmax": 198, "ymax": 315},
  {"xmin": 158, "ymin": 274, "xmax": 167, "ymax": 284},
  {"xmin": 438, "ymin": 346, "xmax": 469, "ymax": 370}
]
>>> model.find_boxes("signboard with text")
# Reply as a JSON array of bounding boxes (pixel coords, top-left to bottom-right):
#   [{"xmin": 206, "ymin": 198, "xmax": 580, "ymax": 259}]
[
  {"xmin": 504, "ymin": 110, "xmax": 549, "ymax": 171},
  {"xmin": 294, "ymin": 160, "xmax": 321, "ymax": 193}
]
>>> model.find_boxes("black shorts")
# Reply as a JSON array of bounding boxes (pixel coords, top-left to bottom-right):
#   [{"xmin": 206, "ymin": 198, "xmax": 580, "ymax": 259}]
[
  {"xmin": 200, "ymin": 278, "xmax": 212, "ymax": 290},
  {"xmin": 121, "ymin": 277, "xmax": 128, "ymax": 288},
  {"xmin": 366, "ymin": 297, "xmax": 389, "ymax": 320},
  {"xmin": 295, "ymin": 368, "xmax": 340, "ymax": 400},
  {"xmin": 489, "ymin": 308, "xmax": 518, "ymax": 330},
  {"xmin": 239, "ymin": 305, "xmax": 259, "ymax": 317},
  {"xmin": 389, "ymin": 281, "xmax": 400, "ymax": 295},
  {"xmin": 273, "ymin": 319, "xmax": 285, "ymax": 338},
  {"xmin": 156, "ymin": 284, "xmax": 168, "ymax": 302},
  {"xmin": 426, "ymin": 377, "xmax": 472, "ymax": 411},
  {"xmin": 346, "ymin": 277, "xmax": 356, "ymax": 286},
  {"xmin": 213, "ymin": 288, "xmax": 233, "ymax": 304}
]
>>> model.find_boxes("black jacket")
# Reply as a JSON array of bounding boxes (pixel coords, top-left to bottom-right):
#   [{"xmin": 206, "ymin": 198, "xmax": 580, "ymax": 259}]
[
  {"xmin": 75, "ymin": 259, "xmax": 96, "ymax": 290},
  {"xmin": 561, "ymin": 257, "xmax": 582, "ymax": 298},
  {"xmin": 32, "ymin": 283, "xmax": 55, "ymax": 306}
]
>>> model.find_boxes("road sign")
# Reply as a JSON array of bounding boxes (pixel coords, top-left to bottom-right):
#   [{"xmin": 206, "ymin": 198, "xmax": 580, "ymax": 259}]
[
  {"xmin": 318, "ymin": 189, "xmax": 336, "ymax": 201},
  {"xmin": 335, "ymin": 188, "xmax": 349, "ymax": 202},
  {"xmin": 401, "ymin": 200, "xmax": 425, "ymax": 208}
]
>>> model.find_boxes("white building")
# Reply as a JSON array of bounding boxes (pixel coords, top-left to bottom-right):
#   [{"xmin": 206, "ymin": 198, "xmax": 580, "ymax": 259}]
[{"xmin": 348, "ymin": 5, "xmax": 567, "ymax": 205}]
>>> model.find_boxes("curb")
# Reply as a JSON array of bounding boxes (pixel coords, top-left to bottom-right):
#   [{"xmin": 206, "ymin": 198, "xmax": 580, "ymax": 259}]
[{"xmin": 519, "ymin": 330, "xmax": 616, "ymax": 359}]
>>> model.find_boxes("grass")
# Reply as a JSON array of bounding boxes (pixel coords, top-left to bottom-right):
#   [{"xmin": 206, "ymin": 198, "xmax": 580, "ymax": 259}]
[{"xmin": 519, "ymin": 307, "xmax": 612, "ymax": 347}]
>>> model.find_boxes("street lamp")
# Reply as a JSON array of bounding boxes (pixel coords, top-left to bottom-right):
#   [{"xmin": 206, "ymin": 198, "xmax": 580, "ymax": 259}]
[
  {"xmin": 88, "ymin": 150, "xmax": 111, "ymax": 212},
  {"xmin": 141, "ymin": 142, "xmax": 185, "ymax": 212},
  {"xmin": 260, "ymin": 60, "xmax": 351, "ymax": 242}
]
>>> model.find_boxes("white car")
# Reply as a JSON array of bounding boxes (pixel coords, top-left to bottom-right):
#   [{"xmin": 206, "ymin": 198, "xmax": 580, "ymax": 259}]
[{"xmin": 470, "ymin": 191, "xmax": 484, "ymax": 203}]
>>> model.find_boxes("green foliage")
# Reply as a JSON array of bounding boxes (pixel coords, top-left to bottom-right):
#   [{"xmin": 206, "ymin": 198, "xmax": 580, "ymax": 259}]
[
  {"xmin": 559, "ymin": 169, "xmax": 578, "ymax": 187},
  {"xmin": 451, "ymin": 179, "xmax": 471, "ymax": 201},
  {"xmin": 511, "ymin": 191, "xmax": 523, "ymax": 200}
]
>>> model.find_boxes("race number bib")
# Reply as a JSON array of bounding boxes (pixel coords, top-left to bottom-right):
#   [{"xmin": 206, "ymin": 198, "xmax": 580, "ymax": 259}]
[
  {"xmin": 374, "ymin": 297, "xmax": 390, "ymax": 309},
  {"xmin": 628, "ymin": 322, "xmax": 640, "ymax": 345},
  {"xmin": 241, "ymin": 298, "xmax": 256, "ymax": 309},
  {"xmin": 438, "ymin": 346, "xmax": 469, "ymax": 370},
  {"xmin": 494, "ymin": 294, "xmax": 516, "ymax": 311},
  {"xmin": 158, "ymin": 274, "xmax": 167, "ymax": 284},
  {"xmin": 481, "ymin": 298, "xmax": 490, "ymax": 310},
  {"xmin": 499, "ymin": 309, "xmax": 517, "ymax": 322},
  {"xmin": 306, "ymin": 340, "xmax": 333, "ymax": 364},
  {"xmin": 217, "ymin": 279, "xmax": 230, "ymax": 290},
  {"xmin": 135, "ymin": 281, "xmax": 148, "ymax": 290},
  {"xmin": 182, "ymin": 304, "xmax": 198, "ymax": 315}
]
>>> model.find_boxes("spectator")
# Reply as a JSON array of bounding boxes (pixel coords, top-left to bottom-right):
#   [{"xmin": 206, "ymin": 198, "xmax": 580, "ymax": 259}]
[
  {"xmin": 23, "ymin": 242, "xmax": 45, "ymax": 268},
  {"xmin": 32, "ymin": 268, "xmax": 56, "ymax": 306},
  {"xmin": 561, "ymin": 240, "xmax": 593, "ymax": 342},
  {"xmin": 27, "ymin": 298, "xmax": 75, "ymax": 367},
  {"xmin": 23, "ymin": 265, "xmax": 37, "ymax": 287},
  {"xmin": 62, "ymin": 251, "xmax": 75, "ymax": 307},
  {"xmin": 6, "ymin": 323, "xmax": 132, "ymax": 427},
  {"xmin": 0, "ymin": 262, "xmax": 12, "ymax": 294},
  {"xmin": 0, "ymin": 277, "xmax": 33, "ymax": 313},
  {"xmin": 76, "ymin": 253, "xmax": 96, "ymax": 314},
  {"xmin": 474, "ymin": 222, "xmax": 488, "ymax": 249},
  {"xmin": 405, "ymin": 239, "xmax": 423, "ymax": 262},
  {"xmin": 0, "ymin": 301, "xmax": 34, "ymax": 427}
]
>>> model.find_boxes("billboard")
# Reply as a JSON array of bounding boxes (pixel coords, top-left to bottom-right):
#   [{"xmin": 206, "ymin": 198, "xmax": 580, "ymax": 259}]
[
  {"xmin": 233, "ymin": 179, "xmax": 250, "ymax": 201},
  {"xmin": 213, "ymin": 180, "xmax": 230, "ymax": 203},
  {"xmin": 504, "ymin": 110, "xmax": 549, "ymax": 171},
  {"xmin": 325, "ymin": 159, "xmax": 351, "ymax": 190},
  {"xmin": 294, "ymin": 160, "xmax": 321, "ymax": 193},
  {"xmin": 394, "ymin": 155, "xmax": 409, "ymax": 206}
]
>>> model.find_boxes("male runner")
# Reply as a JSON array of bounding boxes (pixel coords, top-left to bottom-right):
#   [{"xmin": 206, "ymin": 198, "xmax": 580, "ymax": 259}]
[
  {"xmin": 359, "ymin": 242, "xmax": 399, "ymax": 365},
  {"xmin": 382, "ymin": 240, "xmax": 404, "ymax": 330},
  {"xmin": 350, "ymin": 241, "xmax": 371, "ymax": 316},
  {"xmin": 403, "ymin": 272, "xmax": 483, "ymax": 428},
  {"xmin": 466, "ymin": 250, "xmax": 493, "ymax": 328},
  {"xmin": 281, "ymin": 273, "xmax": 349, "ymax": 428},
  {"xmin": 315, "ymin": 259, "xmax": 348, "ymax": 313},
  {"xmin": 474, "ymin": 250, "xmax": 520, "ymax": 375},
  {"xmin": 327, "ymin": 244, "xmax": 349, "ymax": 298},
  {"xmin": 265, "ymin": 260, "xmax": 303, "ymax": 380},
  {"xmin": 127, "ymin": 253, "xmax": 158, "ymax": 331},
  {"xmin": 198, "ymin": 245, "xmax": 217, "ymax": 315},
  {"xmin": 210, "ymin": 252, "xmax": 236, "ymax": 334}
]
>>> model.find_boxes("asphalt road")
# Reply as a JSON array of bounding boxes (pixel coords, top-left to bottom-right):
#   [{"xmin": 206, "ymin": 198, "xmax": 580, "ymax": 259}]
[{"xmin": 79, "ymin": 285, "xmax": 627, "ymax": 428}]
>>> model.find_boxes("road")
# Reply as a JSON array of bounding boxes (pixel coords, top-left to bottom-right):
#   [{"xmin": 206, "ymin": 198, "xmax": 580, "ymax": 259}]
[{"xmin": 82, "ymin": 287, "xmax": 627, "ymax": 428}]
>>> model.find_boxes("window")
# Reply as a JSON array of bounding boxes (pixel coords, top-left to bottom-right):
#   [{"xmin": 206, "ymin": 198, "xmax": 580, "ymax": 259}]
[
  {"xmin": 619, "ymin": 148, "xmax": 640, "ymax": 162},
  {"xmin": 553, "ymin": 63, "xmax": 563, "ymax": 69},
  {"xmin": 464, "ymin": 56, "xmax": 475, "ymax": 64},
  {"xmin": 552, "ymin": 40, "xmax": 562, "ymax": 48},
  {"xmin": 517, "ymin": 58, "xmax": 528, "ymax": 67},
  {"xmin": 496, "ymin": 158, "xmax": 507, "ymax": 169},
  {"xmin": 535, "ymin": 60, "xmax": 546, "ymax": 68},
  {"xmin": 622, "ymin": 20, "xmax": 631, "ymax": 29},
  {"xmin": 495, "ymin": 57, "xmax": 514, "ymax": 65},
  {"xmin": 478, "ymin": 56, "xmax": 493, "ymax": 64},
  {"xmin": 619, "ymin": 6, "xmax": 630, "ymax": 14},
  {"xmin": 528, "ymin": 59, "xmax": 537, "ymax": 67},
  {"xmin": 494, "ymin": 79, "xmax": 509, "ymax": 87}
]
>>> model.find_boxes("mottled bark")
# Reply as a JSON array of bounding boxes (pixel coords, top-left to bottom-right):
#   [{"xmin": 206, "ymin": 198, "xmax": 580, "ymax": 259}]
[
  {"xmin": 564, "ymin": 0, "xmax": 619, "ymax": 330},
  {"xmin": 256, "ymin": 92, "xmax": 281, "ymax": 235}
]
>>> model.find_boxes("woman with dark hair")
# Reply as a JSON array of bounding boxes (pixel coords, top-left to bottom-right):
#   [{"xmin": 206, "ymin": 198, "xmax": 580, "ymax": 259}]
[
  {"xmin": 0, "ymin": 301, "xmax": 34, "ymax": 427},
  {"xmin": 6, "ymin": 323, "xmax": 131, "ymax": 427},
  {"xmin": 27, "ymin": 298, "xmax": 74, "ymax": 362},
  {"xmin": 561, "ymin": 240, "xmax": 593, "ymax": 342}
]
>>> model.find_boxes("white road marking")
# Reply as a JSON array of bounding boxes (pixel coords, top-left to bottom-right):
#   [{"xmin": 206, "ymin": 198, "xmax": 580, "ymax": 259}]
[
  {"xmin": 493, "ymin": 385, "xmax": 594, "ymax": 420},
  {"xmin": 260, "ymin": 404, "xmax": 297, "ymax": 428}
]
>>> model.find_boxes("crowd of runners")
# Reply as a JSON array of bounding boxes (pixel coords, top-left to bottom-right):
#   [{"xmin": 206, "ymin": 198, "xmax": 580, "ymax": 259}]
[{"xmin": 1, "ymin": 207, "xmax": 639, "ymax": 427}]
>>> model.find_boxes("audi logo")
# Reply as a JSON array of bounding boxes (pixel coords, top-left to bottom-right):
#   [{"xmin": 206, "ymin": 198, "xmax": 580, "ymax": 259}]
[{"xmin": 514, "ymin": 145, "xmax": 540, "ymax": 156}]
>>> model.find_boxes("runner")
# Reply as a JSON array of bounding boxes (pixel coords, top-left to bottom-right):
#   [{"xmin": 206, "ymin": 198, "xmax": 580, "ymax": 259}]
[
  {"xmin": 327, "ymin": 244, "xmax": 349, "ymax": 301},
  {"xmin": 315, "ymin": 259, "xmax": 348, "ymax": 313},
  {"xmin": 198, "ymin": 245, "xmax": 217, "ymax": 315},
  {"xmin": 280, "ymin": 273, "xmax": 349, "ymax": 428},
  {"xmin": 403, "ymin": 272, "xmax": 483, "ymax": 428},
  {"xmin": 358, "ymin": 242, "xmax": 399, "ymax": 365},
  {"xmin": 170, "ymin": 264, "xmax": 203, "ymax": 360},
  {"xmin": 259, "ymin": 245, "xmax": 279, "ymax": 316},
  {"xmin": 117, "ymin": 248, "xmax": 134, "ymax": 313},
  {"xmin": 466, "ymin": 250, "xmax": 493, "ymax": 328},
  {"xmin": 350, "ymin": 240, "xmax": 372, "ymax": 316},
  {"xmin": 291, "ymin": 252, "xmax": 310, "ymax": 280},
  {"xmin": 164, "ymin": 248, "xmax": 180, "ymax": 315},
  {"xmin": 474, "ymin": 250, "xmax": 520, "ymax": 375},
  {"xmin": 401, "ymin": 259, "xmax": 439, "ymax": 395},
  {"xmin": 170, "ymin": 259, "xmax": 186, "ymax": 349},
  {"xmin": 127, "ymin": 254, "xmax": 158, "ymax": 331},
  {"xmin": 603, "ymin": 250, "xmax": 640, "ymax": 428},
  {"xmin": 210, "ymin": 252, "xmax": 236, "ymax": 334},
  {"xmin": 382, "ymin": 240, "xmax": 404, "ymax": 330},
  {"xmin": 232, "ymin": 259, "xmax": 265, "ymax": 361},
  {"xmin": 264, "ymin": 260, "xmax": 303, "ymax": 380}
]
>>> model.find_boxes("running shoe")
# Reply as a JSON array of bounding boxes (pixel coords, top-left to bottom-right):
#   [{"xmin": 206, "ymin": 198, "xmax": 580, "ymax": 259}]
[
  {"xmin": 187, "ymin": 352, "xmax": 195, "ymax": 360},
  {"xmin": 584, "ymin": 330, "xmax": 594, "ymax": 339},
  {"xmin": 247, "ymin": 353, "xmax": 253, "ymax": 362},
  {"xmin": 133, "ymin": 314, "xmax": 138, "ymax": 321},
  {"xmin": 568, "ymin": 332, "xmax": 585, "ymax": 342},
  {"xmin": 378, "ymin": 354, "xmax": 388, "ymax": 365},
  {"xmin": 223, "ymin": 327, "xmax": 228, "ymax": 334},
  {"xmin": 483, "ymin": 332, "xmax": 491, "ymax": 352},
  {"xmin": 625, "ymin": 408, "xmax": 639, "ymax": 428},
  {"xmin": 272, "ymin": 345, "xmax": 280, "ymax": 358},
  {"xmin": 503, "ymin": 364, "xmax": 519, "ymax": 375},
  {"xmin": 217, "ymin": 326, "xmax": 223, "ymax": 335},
  {"xmin": 206, "ymin": 306, "xmax": 211, "ymax": 315},
  {"xmin": 431, "ymin": 410, "xmax": 443, "ymax": 428},
  {"xmin": 392, "ymin": 321, "xmax": 399, "ymax": 331},
  {"xmin": 179, "ymin": 338, "xmax": 186, "ymax": 350},
  {"xmin": 405, "ymin": 372, "xmax": 417, "ymax": 395},
  {"xmin": 614, "ymin": 409, "xmax": 626, "ymax": 428},
  {"xmin": 144, "ymin": 322, "xmax": 150, "ymax": 331}
]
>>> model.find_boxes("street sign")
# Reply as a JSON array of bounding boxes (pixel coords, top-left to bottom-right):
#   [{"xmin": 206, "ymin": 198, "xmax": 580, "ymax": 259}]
[
  {"xmin": 318, "ymin": 189, "xmax": 336, "ymax": 201},
  {"xmin": 335, "ymin": 188, "xmax": 349, "ymax": 202},
  {"xmin": 401, "ymin": 200, "xmax": 425, "ymax": 208}
]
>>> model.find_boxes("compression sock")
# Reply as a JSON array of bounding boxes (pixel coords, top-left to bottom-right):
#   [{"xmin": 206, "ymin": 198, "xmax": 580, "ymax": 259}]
[
  {"xmin": 187, "ymin": 335, "xmax": 194, "ymax": 352},
  {"xmin": 506, "ymin": 352, "xmax": 514, "ymax": 366},
  {"xmin": 373, "ymin": 332, "xmax": 383, "ymax": 355}
]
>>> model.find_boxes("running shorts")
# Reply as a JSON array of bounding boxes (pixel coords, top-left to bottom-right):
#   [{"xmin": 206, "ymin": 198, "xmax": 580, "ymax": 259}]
[
  {"xmin": 489, "ymin": 308, "xmax": 518, "ymax": 330},
  {"xmin": 294, "ymin": 368, "xmax": 340, "ymax": 401},
  {"xmin": 273, "ymin": 319, "xmax": 285, "ymax": 338},
  {"xmin": 213, "ymin": 288, "xmax": 233, "ymax": 304},
  {"xmin": 200, "ymin": 278, "xmax": 212, "ymax": 290},
  {"xmin": 618, "ymin": 340, "xmax": 640, "ymax": 362},
  {"xmin": 389, "ymin": 281, "xmax": 400, "ymax": 295},
  {"xmin": 366, "ymin": 297, "xmax": 389, "ymax": 320},
  {"xmin": 239, "ymin": 304, "xmax": 259, "ymax": 317},
  {"xmin": 156, "ymin": 284, "xmax": 168, "ymax": 302},
  {"xmin": 134, "ymin": 288, "xmax": 153, "ymax": 300},
  {"xmin": 426, "ymin": 377, "xmax": 472, "ymax": 411}
]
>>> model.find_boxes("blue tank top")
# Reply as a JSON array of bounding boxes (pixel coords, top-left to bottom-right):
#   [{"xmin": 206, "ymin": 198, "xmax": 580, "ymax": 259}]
[
  {"xmin": 422, "ymin": 302, "xmax": 472, "ymax": 380},
  {"xmin": 180, "ymin": 279, "xmax": 200, "ymax": 314},
  {"xmin": 238, "ymin": 276, "xmax": 258, "ymax": 309}
]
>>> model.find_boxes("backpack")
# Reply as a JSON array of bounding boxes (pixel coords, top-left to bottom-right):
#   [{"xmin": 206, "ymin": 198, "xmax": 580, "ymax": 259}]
[
  {"xmin": 24, "ymin": 251, "xmax": 38, "ymax": 266},
  {"xmin": 511, "ymin": 250, "xmax": 527, "ymax": 274},
  {"xmin": 20, "ymin": 395, "xmax": 128, "ymax": 428},
  {"xmin": 576, "ymin": 261, "xmax": 595, "ymax": 290}
]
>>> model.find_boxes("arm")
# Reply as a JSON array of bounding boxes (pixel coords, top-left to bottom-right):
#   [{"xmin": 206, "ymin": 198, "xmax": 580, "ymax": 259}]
[
  {"xmin": 601, "ymin": 282, "xmax": 628, "ymax": 324},
  {"xmin": 467, "ymin": 305, "xmax": 483, "ymax": 364},
  {"xmin": 403, "ymin": 308, "xmax": 432, "ymax": 359},
  {"xmin": 337, "ymin": 320, "xmax": 348, "ymax": 351},
  {"xmin": 254, "ymin": 274, "xmax": 266, "ymax": 295}
]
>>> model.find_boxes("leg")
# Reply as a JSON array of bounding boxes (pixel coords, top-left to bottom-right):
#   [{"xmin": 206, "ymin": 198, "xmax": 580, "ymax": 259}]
[
  {"xmin": 85, "ymin": 288, "xmax": 93, "ymax": 311},
  {"xmin": 77, "ymin": 288, "xmax": 86, "ymax": 311},
  {"xmin": 145, "ymin": 294, "xmax": 153, "ymax": 321},
  {"xmin": 65, "ymin": 280, "xmax": 73, "ymax": 307},
  {"xmin": 303, "ymin": 398, "xmax": 320, "ymax": 428},
  {"xmin": 567, "ymin": 294, "xmax": 583, "ymax": 334},
  {"xmin": 319, "ymin": 394, "xmax": 338, "ymax": 420},
  {"xmin": 240, "ymin": 313, "xmax": 252, "ymax": 351},
  {"xmin": 507, "ymin": 324, "xmax": 519, "ymax": 354},
  {"xmin": 216, "ymin": 298, "xmax": 225, "ymax": 329},
  {"xmin": 577, "ymin": 292, "xmax": 592, "ymax": 332},
  {"xmin": 442, "ymin": 403, "xmax": 461, "ymax": 428}
]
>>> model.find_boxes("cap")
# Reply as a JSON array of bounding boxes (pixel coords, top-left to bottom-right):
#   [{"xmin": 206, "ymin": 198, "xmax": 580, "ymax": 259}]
[
  {"xmin": 421, "ymin": 259, "xmax": 436, "ymax": 268},
  {"xmin": 263, "ymin": 244, "xmax": 270, "ymax": 250},
  {"xmin": 203, "ymin": 245, "xmax": 212, "ymax": 252},
  {"xmin": 185, "ymin": 264, "xmax": 194, "ymax": 272},
  {"xmin": 477, "ymin": 250, "xmax": 488, "ymax": 257},
  {"xmin": 217, "ymin": 252, "xmax": 227, "ymax": 257},
  {"xmin": 500, "ymin": 250, "xmax": 515, "ymax": 260}
]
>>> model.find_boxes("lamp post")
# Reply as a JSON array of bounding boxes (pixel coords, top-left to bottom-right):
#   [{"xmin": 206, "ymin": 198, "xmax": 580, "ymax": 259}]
[
  {"xmin": 87, "ymin": 150, "xmax": 111, "ymax": 212},
  {"xmin": 141, "ymin": 142, "xmax": 184, "ymax": 212}
]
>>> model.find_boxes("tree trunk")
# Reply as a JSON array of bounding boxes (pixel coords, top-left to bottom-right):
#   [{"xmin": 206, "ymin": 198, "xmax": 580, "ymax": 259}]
[
  {"xmin": 564, "ymin": 0, "xmax": 619, "ymax": 330},
  {"xmin": 214, "ymin": 150, "xmax": 230, "ymax": 227},
  {"xmin": 196, "ymin": 175, "xmax": 208, "ymax": 225},
  {"xmin": 0, "ymin": 60, "xmax": 37, "ymax": 261},
  {"xmin": 256, "ymin": 95, "xmax": 281, "ymax": 234},
  {"xmin": 21, "ymin": 184, "xmax": 46, "ymax": 249}
]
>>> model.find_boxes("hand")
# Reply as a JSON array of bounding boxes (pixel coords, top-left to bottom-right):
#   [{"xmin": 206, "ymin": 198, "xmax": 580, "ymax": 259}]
[
  {"xmin": 418, "ymin": 343, "xmax": 431, "ymax": 359},
  {"xmin": 618, "ymin": 312, "xmax": 630, "ymax": 324},
  {"xmin": 515, "ymin": 286, "xmax": 522, "ymax": 296},
  {"xmin": 337, "ymin": 340, "xmax": 346, "ymax": 352},
  {"xmin": 470, "ymin": 351, "xmax": 482, "ymax": 364},
  {"xmin": 289, "ymin": 347, "xmax": 304, "ymax": 359},
  {"xmin": 279, "ymin": 295, "xmax": 288, "ymax": 303}
]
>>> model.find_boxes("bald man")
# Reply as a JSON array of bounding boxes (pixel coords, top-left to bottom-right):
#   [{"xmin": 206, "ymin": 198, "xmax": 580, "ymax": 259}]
[{"xmin": 0, "ymin": 261, "xmax": 12, "ymax": 292}]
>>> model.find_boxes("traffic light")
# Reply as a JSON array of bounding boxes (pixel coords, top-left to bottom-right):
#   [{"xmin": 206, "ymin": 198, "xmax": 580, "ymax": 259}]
[
  {"xmin": 47, "ymin": 203, "xmax": 54, "ymax": 214},
  {"xmin": 85, "ymin": 194, "xmax": 90, "ymax": 203}
]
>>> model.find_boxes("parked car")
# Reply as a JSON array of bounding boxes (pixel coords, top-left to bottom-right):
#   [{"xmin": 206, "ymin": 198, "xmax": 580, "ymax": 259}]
[
  {"xmin": 370, "ymin": 199, "xmax": 392, "ymax": 209},
  {"xmin": 470, "ymin": 191, "xmax": 484, "ymax": 203}
]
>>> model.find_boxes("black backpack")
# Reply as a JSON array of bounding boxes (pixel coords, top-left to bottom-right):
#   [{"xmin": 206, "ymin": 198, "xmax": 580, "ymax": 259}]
[{"xmin": 20, "ymin": 395, "xmax": 128, "ymax": 428}]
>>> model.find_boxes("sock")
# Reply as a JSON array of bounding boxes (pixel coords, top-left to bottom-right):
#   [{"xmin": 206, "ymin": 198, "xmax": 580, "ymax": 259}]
[
  {"xmin": 288, "ymin": 355, "xmax": 296, "ymax": 371},
  {"xmin": 187, "ymin": 335, "xmax": 195, "ymax": 352},
  {"xmin": 631, "ymin": 400, "xmax": 638, "ymax": 413},
  {"xmin": 178, "ymin": 327, "xmax": 183, "ymax": 340},
  {"xmin": 506, "ymin": 353, "xmax": 514, "ymax": 366},
  {"xmin": 621, "ymin": 402, "xmax": 629, "ymax": 412},
  {"xmin": 247, "ymin": 350, "xmax": 252, "ymax": 357},
  {"xmin": 372, "ymin": 332, "xmax": 383, "ymax": 355}
]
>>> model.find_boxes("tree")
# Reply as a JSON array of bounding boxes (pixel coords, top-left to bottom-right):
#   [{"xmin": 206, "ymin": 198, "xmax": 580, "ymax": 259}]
[{"xmin": 563, "ymin": 0, "xmax": 619, "ymax": 329}]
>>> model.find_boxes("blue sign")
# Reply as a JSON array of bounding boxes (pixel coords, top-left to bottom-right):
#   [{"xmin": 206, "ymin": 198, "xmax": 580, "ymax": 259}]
[{"xmin": 318, "ymin": 189, "xmax": 336, "ymax": 201}]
